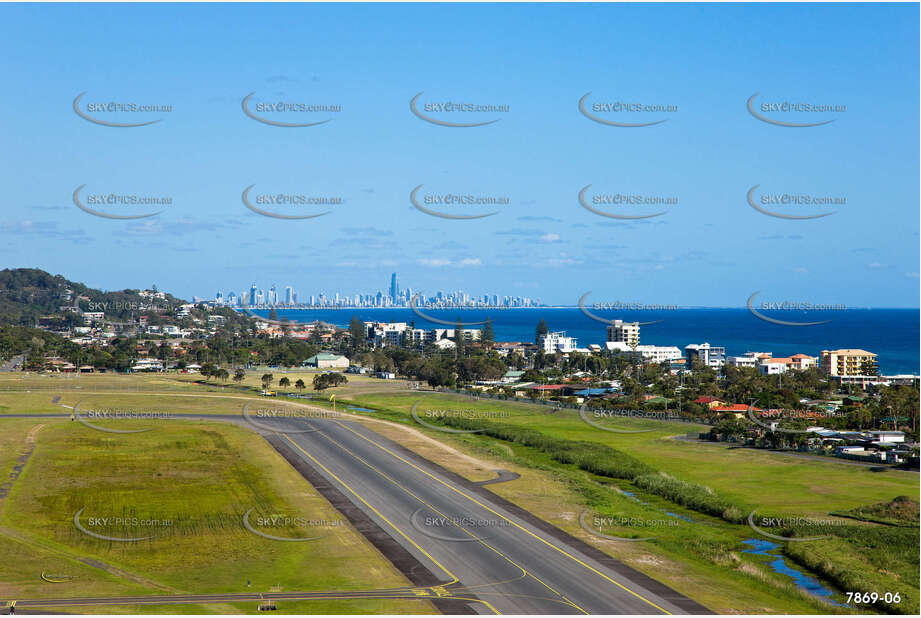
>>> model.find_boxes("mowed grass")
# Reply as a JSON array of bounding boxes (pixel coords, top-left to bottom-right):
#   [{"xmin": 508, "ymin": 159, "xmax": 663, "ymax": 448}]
[
  {"xmin": 342, "ymin": 391, "xmax": 918, "ymax": 518},
  {"xmin": 0, "ymin": 415, "xmax": 429, "ymax": 612},
  {"xmin": 175, "ymin": 369, "xmax": 415, "ymax": 398},
  {"xmin": 352, "ymin": 401, "xmax": 857, "ymax": 614},
  {"xmin": 43, "ymin": 599, "xmax": 435, "ymax": 614},
  {"xmin": 336, "ymin": 390, "xmax": 919, "ymax": 613},
  {"xmin": 3, "ymin": 373, "xmax": 916, "ymax": 613},
  {"xmin": 0, "ymin": 370, "xmax": 411, "ymax": 418},
  {"xmin": 0, "ymin": 372, "xmax": 212, "ymax": 393}
]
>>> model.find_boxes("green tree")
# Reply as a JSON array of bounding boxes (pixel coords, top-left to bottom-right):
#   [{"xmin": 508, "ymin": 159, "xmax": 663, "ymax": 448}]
[
  {"xmin": 535, "ymin": 318, "xmax": 549, "ymax": 343},
  {"xmin": 295, "ymin": 378, "xmax": 306, "ymax": 392},
  {"xmin": 454, "ymin": 320, "xmax": 466, "ymax": 358},
  {"xmin": 261, "ymin": 373, "xmax": 273, "ymax": 390},
  {"xmin": 349, "ymin": 316, "xmax": 365, "ymax": 352},
  {"xmin": 233, "ymin": 368, "xmax": 246, "ymax": 383},
  {"xmin": 482, "ymin": 317, "xmax": 495, "ymax": 347},
  {"xmin": 313, "ymin": 372, "xmax": 348, "ymax": 391},
  {"xmin": 278, "ymin": 376, "xmax": 291, "ymax": 389}
]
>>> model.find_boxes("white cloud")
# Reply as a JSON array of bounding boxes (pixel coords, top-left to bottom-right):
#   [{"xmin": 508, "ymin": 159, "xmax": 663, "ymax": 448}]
[
  {"xmin": 418, "ymin": 258, "xmax": 452, "ymax": 267},
  {"xmin": 417, "ymin": 257, "xmax": 482, "ymax": 267}
]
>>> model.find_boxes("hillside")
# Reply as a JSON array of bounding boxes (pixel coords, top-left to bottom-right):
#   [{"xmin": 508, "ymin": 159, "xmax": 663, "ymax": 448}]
[{"xmin": 0, "ymin": 268, "xmax": 187, "ymax": 326}]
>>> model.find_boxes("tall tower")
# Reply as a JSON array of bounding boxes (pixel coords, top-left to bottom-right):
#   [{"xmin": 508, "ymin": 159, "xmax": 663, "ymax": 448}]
[{"xmin": 389, "ymin": 272, "xmax": 399, "ymax": 302}]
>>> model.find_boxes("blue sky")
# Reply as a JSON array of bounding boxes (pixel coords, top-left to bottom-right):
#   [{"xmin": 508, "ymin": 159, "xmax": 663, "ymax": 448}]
[{"xmin": 0, "ymin": 2, "xmax": 918, "ymax": 307}]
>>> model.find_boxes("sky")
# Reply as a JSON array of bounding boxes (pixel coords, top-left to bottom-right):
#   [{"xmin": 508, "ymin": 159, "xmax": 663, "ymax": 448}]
[{"xmin": 0, "ymin": 2, "xmax": 918, "ymax": 307}]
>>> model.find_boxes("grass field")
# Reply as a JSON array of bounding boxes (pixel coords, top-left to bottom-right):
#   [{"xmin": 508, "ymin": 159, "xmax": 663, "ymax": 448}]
[
  {"xmin": 338, "ymin": 391, "xmax": 917, "ymax": 518},
  {"xmin": 327, "ymin": 389, "xmax": 919, "ymax": 614},
  {"xmin": 0, "ymin": 382, "xmax": 432, "ymax": 614},
  {"xmin": 1, "ymin": 372, "xmax": 917, "ymax": 614}
]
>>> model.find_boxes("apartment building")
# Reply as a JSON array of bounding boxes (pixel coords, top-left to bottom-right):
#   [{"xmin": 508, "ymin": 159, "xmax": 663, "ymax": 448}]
[
  {"xmin": 821, "ymin": 349, "xmax": 878, "ymax": 387},
  {"xmin": 685, "ymin": 342, "xmax": 726, "ymax": 369},
  {"xmin": 605, "ymin": 341, "xmax": 683, "ymax": 363},
  {"xmin": 756, "ymin": 353, "xmax": 818, "ymax": 375},
  {"xmin": 371, "ymin": 322, "xmax": 481, "ymax": 347},
  {"xmin": 539, "ymin": 331, "xmax": 578, "ymax": 353},
  {"xmin": 606, "ymin": 320, "xmax": 640, "ymax": 347},
  {"xmin": 727, "ymin": 351, "xmax": 772, "ymax": 368}
]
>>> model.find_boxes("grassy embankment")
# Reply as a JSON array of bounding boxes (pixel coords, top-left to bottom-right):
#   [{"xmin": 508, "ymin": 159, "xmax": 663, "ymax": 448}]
[{"xmin": 327, "ymin": 389, "xmax": 920, "ymax": 614}]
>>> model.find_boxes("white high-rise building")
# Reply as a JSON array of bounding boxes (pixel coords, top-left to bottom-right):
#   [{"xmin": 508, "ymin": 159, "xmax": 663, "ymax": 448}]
[
  {"xmin": 606, "ymin": 320, "xmax": 640, "ymax": 347},
  {"xmin": 685, "ymin": 343, "xmax": 726, "ymax": 369},
  {"xmin": 539, "ymin": 331, "xmax": 578, "ymax": 354}
]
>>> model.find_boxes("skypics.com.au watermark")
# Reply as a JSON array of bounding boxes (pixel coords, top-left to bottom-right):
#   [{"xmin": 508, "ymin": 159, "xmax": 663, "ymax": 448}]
[
  {"xmin": 85, "ymin": 301, "xmax": 177, "ymax": 313},
  {"xmin": 579, "ymin": 92, "xmax": 677, "ymax": 127},
  {"xmin": 747, "ymin": 92, "xmax": 845, "ymax": 127},
  {"xmin": 410, "ymin": 401, "xmax": 509, "ymax": 434},
  {"xmin": 242, "ymin": 508, "xmax": 343, "ymax": 542},
  {"xmin": 73, "ymin": 92, "xmax": 172, "ymax": 127},
  {"xmin": 577, "ymin": 291, "xmax": 671, "ymax": 327},
  {"xmin": 242, "ymin": 92, "xmax": 341, "ymax": 127},
  {"xmin": 592, "ymin": 515, "xmax": 679, "ymax": 530},
  {"xmin": 242, "ymin": 185, "xmax": 343, "ymax": 220},
  {"xmin": 410, "ymin": 185, "xmax": 509, "ymax": 220},
  {"xmin": 579, "ymin": 510, "xmax": 662, "ymax": 542},
  {"xmin": 73, "ymin": 507, "xmax": 174, "ymax": 542},
  {"xmin": 410, "ymin": 92, "xmax": 508, "ymax": 127},
  {"xmin": 747, "ymin": 510, "xmax": 846, "ymax": 542},
  {"xmin": 747, "ymin": 291, "xmax": 845, "ymax": 327},
  {"xmin": 242, "ymin": 402, "xmax": 344, "ymax": 433},
  {"xmin": 592, "ymin": 301, "xmax": 680, "ymax": 311},
  {"xmin": 410, "ymin": 507, "xmax": 512, "ymax": 542},
  {"xmin": 579, "ymin": 404, "xmax": 683, "ymax": 435},
  {"xmin": 747, "ymin": 185, "xmax": 843, "ymax": 219},
  {"xmin": 578, "ymin": 185, "xmax": 676, "ymax": 220},
  {"xmin": 73, "ymin": 185, "xmax": 172, "ymax": 220},
  {"xmin": 72, "ymin": 401, "xmax": 174, "ymax": 434},
  {"xmin": 410, "ymin": 293, "xmax": 496, "ymax": 327}
]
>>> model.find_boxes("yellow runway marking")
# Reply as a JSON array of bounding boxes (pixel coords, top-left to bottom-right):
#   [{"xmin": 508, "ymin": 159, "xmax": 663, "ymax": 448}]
[
  {"xmin": 331, "ymin": 419, "xmax": 672, "ymax": 615},
  {"xmin": 303, "ymin": 428, "xmax": 584, "ymax": 614}
]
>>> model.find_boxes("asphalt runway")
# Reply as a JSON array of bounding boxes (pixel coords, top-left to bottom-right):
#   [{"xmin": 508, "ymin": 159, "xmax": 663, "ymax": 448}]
[
  {"xmin": 1, "ymin": 407, "xmax": 710, "ymax": 614},
  {"xmin": 265, "ymin": 414, "xmax": 707, "ymax": 614}
]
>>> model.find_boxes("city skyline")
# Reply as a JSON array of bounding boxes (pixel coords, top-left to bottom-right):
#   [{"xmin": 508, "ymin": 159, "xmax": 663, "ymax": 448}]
[{"xmin": 212, "ymin": 272, "xmax": 544, "ymax": 308}]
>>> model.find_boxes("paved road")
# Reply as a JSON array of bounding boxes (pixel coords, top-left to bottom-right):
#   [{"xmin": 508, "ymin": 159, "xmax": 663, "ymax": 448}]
[
  {"xmin": 262, "ymin": 414, "xmax": 705, "ymax": 614},
  {"xmin": 5, "ymin": 587, "xmax": 453, "ymax": 612},
  {"xmin": 2, "ymin": 403, "xmax": 710, "ymax": 614}
]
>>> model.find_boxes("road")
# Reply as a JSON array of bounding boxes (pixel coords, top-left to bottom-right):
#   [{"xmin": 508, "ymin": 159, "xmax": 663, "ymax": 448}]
[
  {"xmin": 259, "ymin": 413, "xmax": 707, "ymax": 614},
  {"xmin": 2, "ymin": 399, "xmax": 710, "ymax": 614}
]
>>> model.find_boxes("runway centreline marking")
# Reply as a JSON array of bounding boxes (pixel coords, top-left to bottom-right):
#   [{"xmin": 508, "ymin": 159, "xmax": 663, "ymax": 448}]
[
  {"xmin": 302, "ymin": 427, "xmax": 585, "ymax": 614},
  {"xmin": 279, "ymin": 434, "xmax": 502, "ymax": 615},
  {"xmin": 16, "ymin": 389, "xmax": 671, "ymax": 613},
  {"xmin": 331, "ymin": 419, "xmax": 673, "ymax": 615},
  {"xmin": 278, "ymin": 436, "xmax": 458, "ymax": 586}
]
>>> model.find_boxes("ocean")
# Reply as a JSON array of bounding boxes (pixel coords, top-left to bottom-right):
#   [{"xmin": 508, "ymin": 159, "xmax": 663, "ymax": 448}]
[{"xmin": 252, "ymin": 308, "xmax": 920, "ymax": 375}]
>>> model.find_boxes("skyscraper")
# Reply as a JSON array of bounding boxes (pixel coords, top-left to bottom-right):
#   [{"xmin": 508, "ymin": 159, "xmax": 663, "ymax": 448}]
[{"xmin": 389, "ymin": 272, "xmax": 399, "ymax": 302}]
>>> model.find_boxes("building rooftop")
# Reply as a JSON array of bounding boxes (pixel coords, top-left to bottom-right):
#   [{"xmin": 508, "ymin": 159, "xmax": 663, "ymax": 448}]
[
  {"xmin": 822, "ymin": 349, "xmax": 876, "ymax": 356},
  {"xmin": 308, "ymin": 352, "xmax": 346, "ymax": 361}
]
